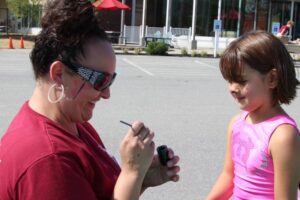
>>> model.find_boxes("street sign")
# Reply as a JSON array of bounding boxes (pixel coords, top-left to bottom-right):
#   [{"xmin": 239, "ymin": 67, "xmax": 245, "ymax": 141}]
[
  {"xmin": 213, "ymin": 19, "xmax": 222, "ymax": 32},
  {"xmin": 272, "ymin": 22, "xmax": 280, "ymax": 35}
]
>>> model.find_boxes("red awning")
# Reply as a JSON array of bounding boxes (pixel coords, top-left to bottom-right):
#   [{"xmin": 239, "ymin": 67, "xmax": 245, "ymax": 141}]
[{"xmin": 93, "ymin": 0, "xmax": 130, "ymax": 11}]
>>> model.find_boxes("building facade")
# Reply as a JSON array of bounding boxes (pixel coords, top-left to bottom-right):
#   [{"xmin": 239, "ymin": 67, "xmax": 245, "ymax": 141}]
[
  {"xmin": 2, "ymin": 0, "xmax": 300, "ymax": 41},
  {"xmin": 0, "ymin": 0, "xmax": 8, "ymax": 30},
  {"xmin": 98, "ymin": 0, "xmax": 300, "ymax": 41}
]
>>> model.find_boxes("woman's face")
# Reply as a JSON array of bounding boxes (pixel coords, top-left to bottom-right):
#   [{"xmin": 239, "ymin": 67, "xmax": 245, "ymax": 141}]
[{"xmin": 61, "ymin": 40, "xmax": 116, "ymax": 123}]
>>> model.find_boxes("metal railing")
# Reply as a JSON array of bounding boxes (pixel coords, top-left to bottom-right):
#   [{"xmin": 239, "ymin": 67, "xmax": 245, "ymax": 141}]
[{"xmin": 123, "ymin": 25, "xmax": 192, "ymax": 44}]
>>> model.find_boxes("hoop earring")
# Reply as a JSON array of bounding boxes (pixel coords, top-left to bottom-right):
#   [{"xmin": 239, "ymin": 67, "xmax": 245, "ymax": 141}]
[{"xmin": 47, "ymin": 84, "xmax": 65, "ymax": 103}]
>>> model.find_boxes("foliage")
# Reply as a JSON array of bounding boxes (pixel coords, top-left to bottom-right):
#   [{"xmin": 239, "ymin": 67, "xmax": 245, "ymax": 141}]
[
  {"xmin": 180, "ymin": 48, "xmax": 188, "ymax": 56},
  {"xmin": 145, "ymin": 41, "xmax": 169, "ymax": 55},
  {"xmin": 199, "ymin": 51, "xmax": 208, "ymax": 57},
  {"xmin": 7, "ymin": 0, "xmax": 43, "ymax": 27},
  {"xmin": 8, "ymin": 0, "xmax": 27, "ymax": 18},
  {"xmin": 191, "ymin": 50, "xmax": 198, "ymax": 57},
  {"xmin": 122, "ymin": 48, "xmax": 129, "ymax": 54},
  {"xmin": 218, "ymin": 50, "xmax": 224, "ymax": 57},
  {"xmin": 134, "ymin": 48, "xmax": 142, "ymax": 55}
]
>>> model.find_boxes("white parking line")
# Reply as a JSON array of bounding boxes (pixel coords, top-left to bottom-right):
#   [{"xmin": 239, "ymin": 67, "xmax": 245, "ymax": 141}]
[
  {"xmin": 122, "ymin": 58, "xmax": 154, "ymax": 76},
  {"xmin": 194, "ymin": 60, "xmax": 218, "ymax": 69}
]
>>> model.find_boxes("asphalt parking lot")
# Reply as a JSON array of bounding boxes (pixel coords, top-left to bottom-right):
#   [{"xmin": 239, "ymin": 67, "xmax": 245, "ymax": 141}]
[{"xmin": 0, "ymin": 49, "xmax": 300, "ymax": 199}]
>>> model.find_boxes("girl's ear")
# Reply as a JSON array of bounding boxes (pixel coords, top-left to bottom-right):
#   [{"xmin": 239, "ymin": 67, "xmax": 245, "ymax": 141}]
[
  {"xmin": 267, "ymin": 68, "xmax": 278, "ymax": 89},
  {"xmin": 49, "ymin": 61, "xmax": 64, "ymax": 84}
]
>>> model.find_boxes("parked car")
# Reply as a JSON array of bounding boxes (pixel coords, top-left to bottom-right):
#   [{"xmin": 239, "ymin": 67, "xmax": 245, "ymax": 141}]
[{"xmin": 0, "ymin": 26, "xmax": 6, "ymax": 33}]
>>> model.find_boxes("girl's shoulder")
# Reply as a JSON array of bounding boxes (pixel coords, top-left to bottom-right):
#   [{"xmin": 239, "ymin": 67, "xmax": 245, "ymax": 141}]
[
  {"xmin": 271, "ymin": 114, "xmax": 300, "ymax": 137},
  {"xmin": 229, "ymin": 111, "xmax": 248, "ymax": 128},
  {"xmin": 269, "ymin": 122, "xmax": 300, "ymax": 158},
  {"xmin": 269, "ymin": 115, "xmax": 300, "ymax": 150},
  {"xmin": 230, "ymin": 111, "xmax": 248, "ymax": 123},
  {"xmin": 266, "ymin": 114, "xmax": 299, "ymax": 134}
]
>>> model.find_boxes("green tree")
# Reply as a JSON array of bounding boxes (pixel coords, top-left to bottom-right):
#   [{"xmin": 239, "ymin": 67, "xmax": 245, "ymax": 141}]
[
  {"xmin": 7, "ymin": 0, "xmax": 30, "ymax": 18},
  {"xmin": 7, "ymin": 0, "xmax": 42, "ymax": 28}
]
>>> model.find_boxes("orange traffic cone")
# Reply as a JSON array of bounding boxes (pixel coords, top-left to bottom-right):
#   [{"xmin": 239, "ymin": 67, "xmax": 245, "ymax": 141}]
[
  {"xmin": 20, "ymin": 36, "xmax": 24, "ymax": 49},
  {"xmin": 8, "ymin": 36, "xmax": 13, "ymax": 49}
]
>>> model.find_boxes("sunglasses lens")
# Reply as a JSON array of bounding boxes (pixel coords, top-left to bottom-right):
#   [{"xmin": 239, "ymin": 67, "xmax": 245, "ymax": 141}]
[{"xmin": 94, "ymin": 73, "xmax": 116, "ymax": 91}]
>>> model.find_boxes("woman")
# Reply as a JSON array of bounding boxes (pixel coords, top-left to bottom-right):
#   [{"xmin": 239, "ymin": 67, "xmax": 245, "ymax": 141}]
[
  {"xmin": 276, "ymin": 20, "xmax": 294, "ymax": 44},
  {"xmin": 0, "ymin": 0, "xmax": 180, "ymax": 199}
]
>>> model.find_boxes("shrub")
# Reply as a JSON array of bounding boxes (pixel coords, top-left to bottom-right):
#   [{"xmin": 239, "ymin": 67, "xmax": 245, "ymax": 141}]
[
  {"xmin": 181, "ymin": 48, "xmax": 188, "ymax": 56},
  {"xmin": 122, "ymin": 48, "xmax": 129, "ymax": 54},
  {"xmin": 218, "ymin": 50, "xmax": 224, "ymax": 57},
  {"xmin": 134, "ymin": 48, "xmax": 142, "ymax": 55},
  {"xmin": 199, "ymin": 51, "xmax": 208, "ymax": 57},
  {"xmin": 145, "ymin": 41, "xmax": 169, "ymax": 55},
  {"xmin": 191, "ymin": 50, "xmax": 198, "ymax": 57}
]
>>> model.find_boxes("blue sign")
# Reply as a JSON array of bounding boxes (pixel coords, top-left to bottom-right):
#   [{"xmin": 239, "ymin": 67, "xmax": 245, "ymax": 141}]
[
  {"xmin": 214, "ymin": 20, "xmax": 222, "ymax": 32},
  {"xmin": 272, "ymin": 22, "xmax": 280, "ymax": 35}
]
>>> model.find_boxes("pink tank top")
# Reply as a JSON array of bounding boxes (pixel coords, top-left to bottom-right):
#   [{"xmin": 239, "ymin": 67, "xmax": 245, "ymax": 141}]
[{"xmin": 231, "ymin": 112, "xmax": 299, "ymax": 200}]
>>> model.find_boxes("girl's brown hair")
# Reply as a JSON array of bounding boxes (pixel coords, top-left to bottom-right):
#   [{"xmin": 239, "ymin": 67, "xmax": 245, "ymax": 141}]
[{"xmin": 220, "ymin": 31, "xmax": 299, "ymax": 104}]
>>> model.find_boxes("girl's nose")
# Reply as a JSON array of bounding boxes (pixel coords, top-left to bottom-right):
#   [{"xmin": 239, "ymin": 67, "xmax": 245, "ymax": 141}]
[{"xmin": 229, "ymin": 82, "xmax": 240, "ymax": 93}]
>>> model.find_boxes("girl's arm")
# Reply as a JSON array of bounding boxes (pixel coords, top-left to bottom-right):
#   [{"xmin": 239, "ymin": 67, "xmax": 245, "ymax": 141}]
[
  {"xmin": 205, "ymin": 116, "xmax": 237, "ymax": 200},
  {"xmin": 269, "ymin": 124, "xmax": 300, "ymax": 200}
]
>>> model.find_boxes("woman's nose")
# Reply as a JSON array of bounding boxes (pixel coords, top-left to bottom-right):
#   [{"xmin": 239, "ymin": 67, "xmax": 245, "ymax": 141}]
[{"xmin": 99, "ymin": 87, "xmax": 110, "ymax": 99}]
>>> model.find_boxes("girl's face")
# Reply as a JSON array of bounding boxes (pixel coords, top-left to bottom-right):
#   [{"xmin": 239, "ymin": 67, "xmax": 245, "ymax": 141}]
[
  {"xmin": 228, "ymin": 65, "xmax": 273, "ymax": 112},
  {"xmin": 61, "ymin": 40, "xmax": 116, "ymax": 123}
]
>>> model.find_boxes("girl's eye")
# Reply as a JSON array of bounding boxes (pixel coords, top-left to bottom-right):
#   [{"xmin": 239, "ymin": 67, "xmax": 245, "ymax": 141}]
[
  {"xmin": 238, "ymin": 80, "xmax": 247, "ymax": 85},
  {"xmin": 228, "ymin": 80, "xmax": 247, "ymax": 85}
]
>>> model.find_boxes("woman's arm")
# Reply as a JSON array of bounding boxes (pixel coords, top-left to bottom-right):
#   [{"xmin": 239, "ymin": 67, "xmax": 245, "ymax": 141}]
[
  {"xmin": 113, "ymin": 169, "xmax": 144, "ymax": 200},
  {"xmin": 205, "ymin": 115, "xmax": 237, "ymax": 200},
  {"xmin": 269, "ymin": 124, "xmax": 300, "ymax": 200},
  {"xmin": 113, "ymin": 122, "xmax": 155, "ymax": 200}
]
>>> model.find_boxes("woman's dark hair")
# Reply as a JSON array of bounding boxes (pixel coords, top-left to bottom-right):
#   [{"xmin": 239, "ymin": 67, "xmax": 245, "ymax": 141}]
[
  {"xmin": 220, "ymin": 31, "xmax": 299, "ymax": 104},
  {"xmin": 30, "ymin": 0, "xmax": 109, "ymax": 79}
]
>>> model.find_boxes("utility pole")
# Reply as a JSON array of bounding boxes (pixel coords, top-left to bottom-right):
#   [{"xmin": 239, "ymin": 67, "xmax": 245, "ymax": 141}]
[
  {"xmin": 119, "ymin": 0, "xmax": 126, "ymax": 44},
  {"xmin": 165, "ymin": 0, "xmax": 172, "ymax": 37},
  {"xmin": 190, "ymin": 0, "xmax": 197, "ymax": 50},
  {"xmin": 140, "ymin": 0, "xmax": 147, "ymax": 46},
  {"xmin": 213, "ymin": 0, "xmax": 222, "ymax": 58}
]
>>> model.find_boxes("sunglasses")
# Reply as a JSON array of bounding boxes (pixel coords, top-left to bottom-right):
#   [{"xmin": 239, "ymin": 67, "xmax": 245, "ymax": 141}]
[{"xmin": 63, "ymin": 61, "xmax": 117, "ymax": 91}]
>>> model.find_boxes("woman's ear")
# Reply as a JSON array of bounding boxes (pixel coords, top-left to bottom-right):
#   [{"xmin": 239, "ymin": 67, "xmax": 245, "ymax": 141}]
[
  {"xmin": 267, "ymin": 68, "xmax": 278, "ymax": 89},
  {"xmin": 49, "ymin": 61, "xmax": 64, "ymax": 84}
]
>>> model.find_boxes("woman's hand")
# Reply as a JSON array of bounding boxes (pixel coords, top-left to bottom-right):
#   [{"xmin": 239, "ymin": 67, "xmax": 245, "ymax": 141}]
[
  {"xmin": 119, "ymin": 121, "xmax": 155, "ymax": 177},
  {"xmin": 142, "ymin": 147, "xmax": 180, "ymax": 188},
  {"xmin": 114, "ymin": 122, "xmax": 155, "ymax": 200}
]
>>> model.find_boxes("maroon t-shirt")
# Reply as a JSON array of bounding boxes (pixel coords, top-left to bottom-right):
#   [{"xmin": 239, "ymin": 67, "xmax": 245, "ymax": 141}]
[
  {"xmin": 279, "ymin": 25, "xmax": 289, "ymax": 36},
  {"xmin": 0, "ymin": 101, "xmax": 121, "ymax": 200}
]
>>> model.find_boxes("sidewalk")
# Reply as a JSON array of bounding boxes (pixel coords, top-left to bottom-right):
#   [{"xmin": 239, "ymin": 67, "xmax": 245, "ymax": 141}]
[
  {"xmin": 0, "ymin": 38, "xmax": 217, "ymax": 56},
  {"xmin": 1, "ymin": 38, "xmax": 299, "ymax": 61},
  {"xmin": 112, "ymin": 44, "xmax": 220, "ymax": 57}
]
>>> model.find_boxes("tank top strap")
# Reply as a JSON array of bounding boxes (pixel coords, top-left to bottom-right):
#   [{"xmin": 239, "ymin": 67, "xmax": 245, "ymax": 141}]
[
  {"xmin": 266, "ymin": 115, "xmax": 299, "ymax": 142},
  {"xmin": 231, "ymin": 111, "xmax": 248, "ymax": 132},
  {"xmin": 233, "ymin": 111, "xmax": 248, "ymax": 125}
]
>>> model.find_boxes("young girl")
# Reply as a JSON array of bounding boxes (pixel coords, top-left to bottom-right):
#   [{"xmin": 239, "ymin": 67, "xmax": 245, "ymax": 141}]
[{"xmin": 206, "ymin": 31, "xmax": 300, "ymax": 200}]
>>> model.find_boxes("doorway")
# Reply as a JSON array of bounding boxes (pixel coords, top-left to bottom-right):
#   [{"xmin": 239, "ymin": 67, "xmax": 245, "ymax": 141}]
[
  {"xmin": 293, "ymin": 2, "xmax": 300, "ymax": 39},
  {"xmin": 270, "ymin": 1, "xmax": 291, "ymax": 31}
]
